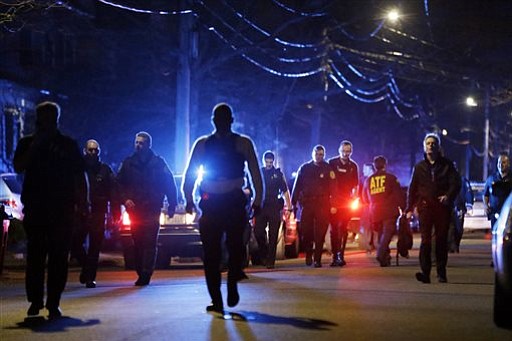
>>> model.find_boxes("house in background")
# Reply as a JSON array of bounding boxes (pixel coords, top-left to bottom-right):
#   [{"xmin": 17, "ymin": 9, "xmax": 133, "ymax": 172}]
[{"xmin": 0, "ymin": 80, "xmax": 36, "ymax": 172}]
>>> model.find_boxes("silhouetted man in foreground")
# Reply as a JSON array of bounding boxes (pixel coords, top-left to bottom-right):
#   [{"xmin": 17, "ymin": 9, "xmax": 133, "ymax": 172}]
[
  {"xmin": 183, "ymin": 103, "xmax": 263, "ymax": 314},
  {"xmin": 14, "ymin": 101, "xmax": 88, "ymax": 318}
]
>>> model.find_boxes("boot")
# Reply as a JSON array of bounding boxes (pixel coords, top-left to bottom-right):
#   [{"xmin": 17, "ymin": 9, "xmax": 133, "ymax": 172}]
[
  {"xmin": 305, "ymin": 251, "xmax": 313, "ymax": 266},
  {"xmin": 330, "ymin": 252, "xmax": 341, "ymax": 267}
]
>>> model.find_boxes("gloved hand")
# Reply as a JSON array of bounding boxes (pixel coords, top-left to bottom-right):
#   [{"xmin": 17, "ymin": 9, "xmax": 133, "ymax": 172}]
[{"xmin": 185, "ymin": 201, "xmax": 196, "ymax": 214}]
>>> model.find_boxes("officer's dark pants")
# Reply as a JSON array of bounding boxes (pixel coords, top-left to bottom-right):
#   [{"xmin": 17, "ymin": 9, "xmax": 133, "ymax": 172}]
[
  {"xmin": 72, "ymin": 213, "xmax": 105, "ymax": 281},
  {"xmin": 329, "ymin": 210, "xmax": 350, "ymax": 259},
  {"xmin": 199, "ymin": 190, "xmax": 246, "ymax": 307},
  {"xmin": 254, "ymin": 204, "xmax": 282, "ymax": 267},
  {"xmin": 418, "ymin": 203, "xmax": 451, "ymax": 278},
  {"xmin": 376, "ymin": 217, "xmax": 398, "ymax": 263},
  {"xmin": 131, "ymin": 219, "xmax": 159, "ymax": 278},
  {"xmin": 23, "ymin": 210, "xmax": 73, "ymax": 309},
  {"xmin": 301, "ymin": 202, "xmax": 329, "ymax": 263}
]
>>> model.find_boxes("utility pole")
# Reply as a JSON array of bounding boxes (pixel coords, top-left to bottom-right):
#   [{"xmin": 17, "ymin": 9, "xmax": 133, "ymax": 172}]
[
  {"xmin": 310, "ymin": 110, "xmax": 321, "ymax": 147},
  {"xmin": 174, "ymin": 0, "xmax": 194, "ymax": 174},
  {"xmin": 483, "ymin": 86, "xmax": 490, "ymax": 181}
]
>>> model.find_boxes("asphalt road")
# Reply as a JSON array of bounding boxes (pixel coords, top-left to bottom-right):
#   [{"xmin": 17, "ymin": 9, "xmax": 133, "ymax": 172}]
[{"xmin": 1, "ymin": 232, "xmax": 511, "ymax": 341}]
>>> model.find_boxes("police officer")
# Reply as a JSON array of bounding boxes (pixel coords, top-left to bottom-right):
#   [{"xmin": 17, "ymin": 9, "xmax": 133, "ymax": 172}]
[
  {"xmin": 182, "ymin": 103, "xmax": 263, "ymax": 314},
  {"xmin": 291, "ymin": 145, "xmax": 336, "ymax": 268},
  {"xmin": 72, "ymin": 139, "xmax": 118, "ymax": 288},
  {"xmin": 13, "ymin": 101, "xmax": 88, "ymax": 318},
  {"xmin": 254, "ymin": 151, "xmax": 292, "ymax": 269},
  {"xmin": 449, "ymin": 174, "xmax": 473, "ymax": 253},
  {"xmin": 484, "ymin": 153, "xmax": 512, "ymax": 229},
  {"xmin": 328, "ymin": 140, "xmax": 359, "ymax": 267},
  {"xmin": 117, "ymin": 132, "xmax": 177, "ymax": 286},
  {"xmin": 362, "ymin": 156, "xmax": 401, "ymax": 267},
  {"xmin": 406, "ymin": 133, "xmax": 461, "ymax": 284}
]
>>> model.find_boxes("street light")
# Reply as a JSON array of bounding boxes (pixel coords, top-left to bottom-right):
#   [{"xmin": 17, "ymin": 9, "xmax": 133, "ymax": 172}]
[
  {"xmin": 466, "ymin": 92, "xmax": 491, "ymax": 181},
  {"xmin": 386, "ymin": 9, "xmax": 400, "ymax": 22},
  {"xmin": 466, "ymin": 96, "xmax": 478, "ymax": 107}
]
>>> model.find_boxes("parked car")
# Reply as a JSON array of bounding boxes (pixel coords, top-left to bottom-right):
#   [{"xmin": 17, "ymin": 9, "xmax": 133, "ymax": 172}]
[
  {"xmin": 118, "ymin": 176, "xmax": 202, "ymax": 269},
  {"xmin": 0, "ymin": 173, "xmax": 24, "ymax": 274},
  {"xmin": 464, "ymin": 182, "xmax": 490, "ymax": 232},
  {"xmin": 282, "ymin": 209, "xmax": 299, "ymax": 258},
  {"xmin": 491, "ymin": 192, "xmax": 512, "ymax": 328},
  {"xmin": 0, "ymin": 173, "xmax": 23, "ymax": 220}
]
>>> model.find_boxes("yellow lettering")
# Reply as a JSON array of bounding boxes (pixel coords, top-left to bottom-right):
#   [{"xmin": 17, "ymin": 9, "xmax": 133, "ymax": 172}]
[{"xmin": 370, "ymin": 175, "xmax": 387, "ymax": 195}]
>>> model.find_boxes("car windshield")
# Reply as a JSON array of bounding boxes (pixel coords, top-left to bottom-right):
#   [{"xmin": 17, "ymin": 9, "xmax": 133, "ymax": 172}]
[{"xmin": 2, "ymin": 175, "xmax": 22, "ymax": 194}]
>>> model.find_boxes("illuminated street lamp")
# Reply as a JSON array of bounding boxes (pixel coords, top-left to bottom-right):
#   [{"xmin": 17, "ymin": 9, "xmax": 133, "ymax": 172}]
[
  {"xmin": 466, "ymin": 93, "xmax": 490, "ymax": 180},
  {"xmin": 466, "ymin": 96, "xmax": 478, "ymax": 107},
  {"xmin": 387, "ymin": 9, "xmax": 400, "ymax": 22}
]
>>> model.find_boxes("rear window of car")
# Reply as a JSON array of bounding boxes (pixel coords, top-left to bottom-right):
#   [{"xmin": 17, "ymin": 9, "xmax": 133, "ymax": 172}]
[
  {"xmin": 470, "ymin": 182, "xmax": 485, "ymax": 202},
  {"xmin": 1, "ymin": 175, "xmax": 22, "ymax": 194}
]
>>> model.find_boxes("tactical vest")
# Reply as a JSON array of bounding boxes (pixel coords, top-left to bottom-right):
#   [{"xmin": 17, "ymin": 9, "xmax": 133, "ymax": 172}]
[{"xmin": 202, "ymin": 133, "xmax": 245, "ymax": 181}]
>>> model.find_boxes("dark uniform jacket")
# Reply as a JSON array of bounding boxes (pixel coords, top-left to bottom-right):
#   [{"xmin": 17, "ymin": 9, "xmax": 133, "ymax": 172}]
[
  {"xmin": 117, "ymin": 150, "xmax": 177, "ymax": 221},
  {"xmin": 262, "ymin": 166, "xmax": 288, "ymax": 209},
  {"xmin": 484, "ymin": 172, "xmax": 512, "ymax": 218},
  {"xmin": 407, "ymin": 155, "xmax": 461, "ymax": 213},
  {"xmin": 291, "ymin": 160, "xmax": 335, "ymax": 207},
  {"xmin": 86, "ymin": 160, "xmax": 118, "ymax": 217},
  {"xmin": 14, "ymin": 131, "xmax": 85, "ymax": 218},
  {"xmin": 363, "ymin": 169, "xmax": 401, "ymax": 223},
  {"xmin": 328, "ymin": 157, "xmax": 359, "ymax": 208}
]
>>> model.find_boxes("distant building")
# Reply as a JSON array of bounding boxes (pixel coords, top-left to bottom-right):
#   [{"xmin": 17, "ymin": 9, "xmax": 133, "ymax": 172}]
[{"xmin": 0, "ymin": 80, "xmax": 37, "ymax": 172}]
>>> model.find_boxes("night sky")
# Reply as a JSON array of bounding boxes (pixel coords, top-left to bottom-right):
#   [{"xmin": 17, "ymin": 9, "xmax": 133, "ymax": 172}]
[{"xmin": 1, "ymin": 0, "xmax": 511, "ymax": 183}]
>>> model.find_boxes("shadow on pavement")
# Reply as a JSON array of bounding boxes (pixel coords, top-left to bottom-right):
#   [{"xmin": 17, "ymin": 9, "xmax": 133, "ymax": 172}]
[
  {"xmin": 226, "ymin": 311, "xmax": 338, "ymax": 330},
  {"xmin": 5, "ymin": 316, "xmax": 100, "ymax": 333}
]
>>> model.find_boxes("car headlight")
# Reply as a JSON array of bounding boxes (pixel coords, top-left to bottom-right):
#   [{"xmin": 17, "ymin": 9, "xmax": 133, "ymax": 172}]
[{"xmin": 185, "ymin": 212, "xmax": 196, "ymax": 225}]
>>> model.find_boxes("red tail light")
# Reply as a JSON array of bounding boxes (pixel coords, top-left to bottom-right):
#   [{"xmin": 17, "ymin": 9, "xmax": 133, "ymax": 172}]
[
  {"xmin": 1, "ymin": 199, "xmax": 17, "ymax": 208},
  {"xmin": 350, "ymin": 198, "xmax": 360, "ymax": 211},
  {"xmin": 119, "ymin": 210, "xmax": 131, "ymax": 231},
  {"xmin": 122, "ymin": 211, "xmax": 131, "ymax": 225}
]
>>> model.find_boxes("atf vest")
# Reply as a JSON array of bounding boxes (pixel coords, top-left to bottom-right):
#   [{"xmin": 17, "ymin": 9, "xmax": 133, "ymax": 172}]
[
  {"xmin": 202, "ymin": 133, "xmax": 245, "ymax": 181},
  {"xmin": 364, "ymin": 170, "xmax": 401, "ymax": 222}
]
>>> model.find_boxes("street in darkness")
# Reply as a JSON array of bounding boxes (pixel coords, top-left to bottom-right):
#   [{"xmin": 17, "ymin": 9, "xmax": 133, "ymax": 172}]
[{"xmin": 1, "ymin": 233, "xmax": 511, "ymax": 340}]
